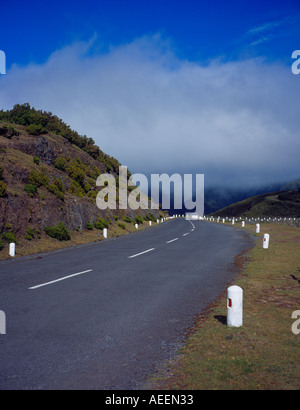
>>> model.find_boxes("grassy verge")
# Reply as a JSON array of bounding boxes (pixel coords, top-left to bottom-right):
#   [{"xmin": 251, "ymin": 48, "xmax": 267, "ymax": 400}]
[
  {"xmin": 146, "ymin": 222, "xmax": 300, "ymax": 390},
  {"xmin": 0, "ymin": 217, "xmax": 165, "ymax": 261}
]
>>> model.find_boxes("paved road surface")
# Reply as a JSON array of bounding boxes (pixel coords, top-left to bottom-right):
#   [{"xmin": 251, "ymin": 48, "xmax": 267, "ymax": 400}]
[{"xmin": 0, "ymin": 219, "xmax": 254, "ymax": 390}]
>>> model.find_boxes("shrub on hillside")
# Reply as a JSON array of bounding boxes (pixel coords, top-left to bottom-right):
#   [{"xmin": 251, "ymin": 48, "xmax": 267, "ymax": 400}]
[
  {"xmin": 26, "ymin": 123, "xmax": 45, "ymax": 136},
  {"xmin": 68, "ymin": 179, "xmax": 85, "ymax": 197},
  {"xmin": 98, "ymin": 218, "xmax": 109, "ymax": 228},
  {"xmin": 0, "ymin": 125, "xmax": 19, "ymax": 139},
  {"xmin": 86, "ymin": 222, "xmax": 93, "ymax": 230},
  {"xmin": 48, "ymin": 184, "xmax": 65, "ymax": 201},
  {"xmin": 24, "ymin": 183, "xmax": 37, "ymax": 196},
  {"xmin": 1, "ymin": 232, "xmax": 17, "ymax": 244},
  {"xmin": 123, "ymin": 216, "xmax": 132, "ymax": 223},
  {"xmin": 33, "ymin": 156, "xmax": 40, "ymax": 165},
  {"xmin": 0, "ymin": 181, "xmax": 7, "ymax": 197},
  {"xmin": 144, "ymin": 213, "xmax": 156, "ymax": 223},
  {"xmin": 66, "ymin": 158, "xmax": 86, "ymax": 186},
  {"xmin": 134, "ymin": 214, "xmax": 144, "ymax": 225},
  {"xmin": 28, "ymin": 167, "xmax": 49, "ymax": 188},
  {"xmin": 24, "ymin": 227, "xmax": 37, "ymax": 241},
  {"xmin": 54, "ymin": 156, "xmax": 67, "ymax": 172},
  {"xmin": 44, "ymin": 222, "xmax": 71, "ymax": 241}
]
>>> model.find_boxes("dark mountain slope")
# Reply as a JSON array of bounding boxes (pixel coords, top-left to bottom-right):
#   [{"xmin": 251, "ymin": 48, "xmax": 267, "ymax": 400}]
[{"xmin": 209, "ymin": 189, "xmax": 300, "ymax": 218}]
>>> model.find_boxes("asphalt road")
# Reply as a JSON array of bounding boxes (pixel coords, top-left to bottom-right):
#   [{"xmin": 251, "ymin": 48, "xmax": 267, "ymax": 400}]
[{"xmin": 0, "ymin": 218, "xmax": 254, "ymax": 390}]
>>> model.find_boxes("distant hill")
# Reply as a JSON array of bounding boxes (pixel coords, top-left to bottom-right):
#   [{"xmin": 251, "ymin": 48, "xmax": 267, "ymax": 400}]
[
  {"xmin": 280, "ymin": 178, "xmax": 300, "ymax": 192},
  {"xmin": 208, "ymin": 189, "xmax": 300, "ymax": 218},
  {"xmin": 203, "ymin": 183, "xmax": 284, "ymax": 215},
  {"xmin": 0, "ymin": 104, "xmax": 161, "ymax": 256}
]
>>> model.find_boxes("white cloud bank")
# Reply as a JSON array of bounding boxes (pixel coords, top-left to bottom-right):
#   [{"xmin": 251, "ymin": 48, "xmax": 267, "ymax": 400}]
[{"xmin": 0, "ymin": 36, "xmax": 299, "ymax": 187}]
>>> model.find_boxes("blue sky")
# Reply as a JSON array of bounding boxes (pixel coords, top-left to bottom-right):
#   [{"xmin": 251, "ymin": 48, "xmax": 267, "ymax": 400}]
[
  {"xmin": 1, "ymin": 0, "xmax": 300, "ymax": 188},
  {"xmin": 2, "ymin": 0, "xmax": 299, "ymax": 67}
]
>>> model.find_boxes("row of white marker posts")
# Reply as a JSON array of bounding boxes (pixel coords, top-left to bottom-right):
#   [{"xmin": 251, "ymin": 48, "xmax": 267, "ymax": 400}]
[
  {"xmin": 6, "ymin": 218, "xmax": 158, "ymax": 257},
  {"xmin": 255, "ymin": 223, "xmax": 270, "ymax": 249},
  {"xmin": 227, "ymin": 221, "xmax": 270, "ymax": 327}
]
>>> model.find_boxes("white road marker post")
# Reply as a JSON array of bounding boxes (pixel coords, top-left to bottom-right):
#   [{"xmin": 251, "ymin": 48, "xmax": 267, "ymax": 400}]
[
  {"xmin": 242, "ymin": 221, "xmax": 245, "ymax": 227},
  {"xmin": 263, "ymin": 233, "xmax": 270, "ymax": 249},
  {"xmin": 227, "ymin": 285, "xmax": 243, "ymax": 327},
  {"xmin": 256, "ymin": 223, "xmax": 260, "ymax": 234},
  {"xmin": 103, "ymin": 228, "xmax": 108, "ymax": 239},
  {"xmin": 9, "ymin": 243, "xmax": 15, "ymax": 257}
]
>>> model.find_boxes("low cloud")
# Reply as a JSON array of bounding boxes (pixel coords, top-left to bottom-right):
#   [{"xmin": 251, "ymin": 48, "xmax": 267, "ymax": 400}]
[{"xmin": 0, "ymin": 35, "xmax": 299, "ymax": 188}]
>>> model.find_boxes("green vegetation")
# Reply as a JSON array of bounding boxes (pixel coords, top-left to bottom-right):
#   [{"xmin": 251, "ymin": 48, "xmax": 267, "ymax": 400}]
[
  {"xmin": 44, "ymin": 222, "xmax": 71, "ymax": 241},
  {"xmin": 48, "ymin": 184, "xmax": 65, "ymax": 201},
  {"xmin": 24, "ymin": 227, "xmax": 40, "ymax": 241},
  {"xmin": 1, "ymin": 232, "xmax": 17, "ymax": 244},
  {"xmin": 123, "ymin": 216, "xmax": 132, "ymax": 223},
  {"xmin": 86, "ymin": 222, "xmax": 93, "ymax": 230},
  {"xmin": 23, "ymin": 168, "xmax": 65, "ymax": 200},
  {"xmin": 66, "ymin": 158, "xmax": 86, "ymax": 186},
  {"xmin": 0, "ymin": 124, "xmax": 19, "ymax": 139},
  {"xmin": 93, "ymin": 218, "xmax": 109, "ymax": 230},
  {"xmin": 118, "ymin": 222, "xmax": 126, "ymax": 229},
  {"xmin": 33, "ymin": 155, "xmax": 40, "ymax": 165},
  {"xmin": 24, "ymin": 183, "xmax": 37, "ymax": 196},
  {"xmin": 0, "ymin": 181, "xmax": 7, "ymax": 197},
  {"xmin": 0, "ymin": 103, "xmax": 122, "ymax": 173},
  {"xmin": 134, "ymin": 214, "xmax": 144, "ymax": 225},
  {"xmin": 144, "ymin": 213, "xmax": 157, "ymax": 223},
  {"xmin": 68, "ymin": 179, "xmax": 85, "ymax": 197},
  {"xmin": 26, "ymin": 124, "xmax": 45, "ymax": 136},
  {"xmin": 48, "ymin": 177, "xmax": 65, "ymax": 201},
  {"xmin": 54, "ymin": 156, "xmax": 67, "ymax": 172},
  {"xmin": 28, "ymin": 167, "xmax": 49, "ymax": 188}
]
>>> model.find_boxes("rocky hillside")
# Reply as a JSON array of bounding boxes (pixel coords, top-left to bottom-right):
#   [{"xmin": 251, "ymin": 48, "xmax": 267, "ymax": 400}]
[{"xmin": 0, "ymin": 104, "xmax": 162, "ymax": 257}]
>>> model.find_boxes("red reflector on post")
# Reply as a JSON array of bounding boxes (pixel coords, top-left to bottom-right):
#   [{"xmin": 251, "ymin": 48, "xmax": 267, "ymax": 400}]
[{"xmin": 228, "ymin": 298, "xmax": 232, "ymax": 308}]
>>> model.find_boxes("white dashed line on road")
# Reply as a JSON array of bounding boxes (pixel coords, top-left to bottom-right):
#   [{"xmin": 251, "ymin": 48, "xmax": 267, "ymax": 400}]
[
  {"xmin": 166, "ymin": 238, "xmax": 179, "ymax": 244},
  {"xmin": 128, "ymin": 248, "xmax": 155, "ymax": 259},
  {"xmin": 29, "ymin": 269, "xmax": 93, "ymax": 290}
]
